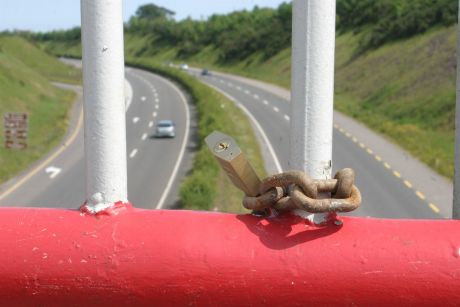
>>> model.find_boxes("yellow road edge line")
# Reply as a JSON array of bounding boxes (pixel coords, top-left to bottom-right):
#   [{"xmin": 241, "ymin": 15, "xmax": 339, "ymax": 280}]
[
  {"xmin": 366, "ymin": 148, "xmax": 373, "ymax": 155},
  {"xmin": 0, "ymin": 106, "xmax": 84, "ymax": 201},
  {"xmin": 375, "ymin": 155, "xmax": 382, "ymax": 161},
  {"xmin": 429, "ymin": 203, "xmax": 440, "ymax": 213},
  {"xmin": 404, "ymin": 180, "xmax": 413, "ymax": 188},
  {"xmin": 415, "ymin": 191, "xmax": 426, "ymax": 200},
  {"xmin": 393, "ymin": 171, "xmax": 401, "ymax": 178}
]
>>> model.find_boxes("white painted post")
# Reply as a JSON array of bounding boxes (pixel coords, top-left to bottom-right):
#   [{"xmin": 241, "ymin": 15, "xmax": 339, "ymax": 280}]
[
  {"xmin": 290, "ymin": 0, "xmax": 336, "ymax": 222},
  {"xmin": 453, "ymin": 0, "xmax": 460, "ymax": 219},
  {"xmin": 81, "ymin": 0, "xmax": 128, "ymax": 213}
]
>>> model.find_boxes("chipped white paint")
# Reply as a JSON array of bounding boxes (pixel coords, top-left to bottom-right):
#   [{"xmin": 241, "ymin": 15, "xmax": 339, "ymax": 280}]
[
  {"xmin": 45, "ymin": 166, "xmax": 62, "ymax": 179},
  {"xmin": 454, "ymin": 0, "xmax": 460, "ymax": 219},
  {"xmin": 81, "ymin": 0, "xmax": 127, "ymax": 212},
  {"xmin": 290, "ymin": 0, "xmax": 336, "ymax": 222}
]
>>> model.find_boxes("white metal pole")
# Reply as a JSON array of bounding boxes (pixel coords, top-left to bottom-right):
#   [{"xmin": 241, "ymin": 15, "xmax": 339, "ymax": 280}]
[
  {"xmin": 81, "ymin": 0, "xmax": 128, "ymax": 213},
  {"xmin": 290, "ymin": 0, "xmax": 336, "ymax": 221},
  {"xmin": 453, "ymin": 0, "xmax": 460, "ymax": 219}
]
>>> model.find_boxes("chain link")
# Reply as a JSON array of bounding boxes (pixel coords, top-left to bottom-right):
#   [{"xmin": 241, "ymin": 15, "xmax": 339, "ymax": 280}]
[{"xmin": 243, "ymin": 168, "xmax": 361, "ymax": 214}]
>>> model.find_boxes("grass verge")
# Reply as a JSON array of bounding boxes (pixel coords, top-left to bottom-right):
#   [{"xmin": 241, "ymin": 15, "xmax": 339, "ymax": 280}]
[
  {"xmin": 127, "ymin": 58, "xmax": 266, "ymax": 213},
  {"xmin": 0, "ymin": 36, "xmax": 81, "ymax": 186}
]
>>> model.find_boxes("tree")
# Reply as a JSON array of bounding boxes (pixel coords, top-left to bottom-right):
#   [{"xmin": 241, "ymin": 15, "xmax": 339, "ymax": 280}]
[{"xmin": 135, "ymin": 3, "xmax": 175, "ymax": 20}]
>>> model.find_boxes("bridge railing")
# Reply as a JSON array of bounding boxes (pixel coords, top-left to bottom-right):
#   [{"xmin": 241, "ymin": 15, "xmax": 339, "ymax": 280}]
[{"xmin": 0, "ymin": 0, "xmax": 459, "ymax": 305}]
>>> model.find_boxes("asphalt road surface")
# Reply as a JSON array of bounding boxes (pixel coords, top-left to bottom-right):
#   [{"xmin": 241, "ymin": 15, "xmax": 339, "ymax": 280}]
[
  {"xmin": 0, "ymin": 67, "xmax": 191, "ymax": 210},
  {"xmin": 191, "ymin": 69, "xmax": 451, "ymax": 219}
]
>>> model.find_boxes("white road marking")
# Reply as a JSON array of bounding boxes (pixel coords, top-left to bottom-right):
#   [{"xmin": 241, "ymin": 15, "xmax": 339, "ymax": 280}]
[
  {"xmin": 45, "ymin": 166, "xmax": 61, "ymax": 179},
  {"xmin": 155, "ymin": 77, "xmax": 191, "ymax": 209},
  {"xmin": 204, "ymin": 83, "xmax": 282, "ymax": 173},
  {"xmin": 155, "ymin": 98, "xmax": 159, "ymax": 103},
  {"xmin": 244, "ymin": 90, "xmax": 251, "ymax": 94},
  {"xmin": 153, "ymin": 112, "xmax": 157, "ymax": 117},
  {"xmin": 220, "ymin": 80, "xmax": 225, "ymax": 83},
  {"xmin": 236, "ymin": 86, "xmax": 242, "ymax": 91},
  {"xmin": 253, "ymin": 94, "xmax": 260, "ymax": 99},
  {"xmin": 273, "ymin": 106, "xmax": 279, "ymax": 112},
  {"xmin": 263, "ymin": 100, "xmax": 269, "ymax": 105},
  {"xmin": 155, "ymin": 105, "xmax": 159, "ymax": 109},
  {"xmin": 141, "ymin": 96, "xmax": 146, "ymax": 101},
  {"xmin": 284, "ymin": 114, "xmax": 290, "ymax": 121},
  {"xmin": 132, "ymin": 117, "xmax": 140, "ymax": 124},
  {"xmin": 149, "ymin": 121, "xmax": 153, "ymax": 128},
  {"xmin": 142, "ymin": 133, "xmax": 148, "ymax": 141},
  {"xmin": 129, "ymin": 149, "xmax": 138, "ymax": 158}
]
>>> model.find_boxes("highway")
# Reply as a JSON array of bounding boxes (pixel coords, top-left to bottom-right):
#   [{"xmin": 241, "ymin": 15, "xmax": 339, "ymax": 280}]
[
  {"xmin": 0, "ymin": 66, "xmax": 192, "ymax": 210},
  {"xmin": 191, "ymin": 69, "xmax": 452, "ymax": 219}
]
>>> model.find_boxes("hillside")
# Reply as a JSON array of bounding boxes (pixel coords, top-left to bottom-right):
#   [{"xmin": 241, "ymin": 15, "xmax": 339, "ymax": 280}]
[
  {"xmin": 30, "ymin": 1, "xmax": 458, "ymax": 179},
  {"xmin": 0, "ymin": 36, "xmax": 80, "ymax": 184}
]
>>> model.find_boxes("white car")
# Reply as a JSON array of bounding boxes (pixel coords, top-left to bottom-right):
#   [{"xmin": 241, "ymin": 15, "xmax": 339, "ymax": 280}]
[
  {"xmin": 179, "ymin": 63, "xmax": 189, "ymax": 71},
  {"xmin": 155, "ymin": 120, "xmax": 176, "ymax": 138}
]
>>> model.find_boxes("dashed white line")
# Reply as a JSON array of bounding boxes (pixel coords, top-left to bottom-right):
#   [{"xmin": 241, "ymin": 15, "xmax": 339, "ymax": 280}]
[
  {"xmin": 142, "ymin": 133, "xmax": 148, "ymax": 141},
  {"xmin": 236, "ymin": 86, "xmax": 242, "ymax": 91},
  {"xmin": 129, "ymin": 149, "xmax": 138, "ymax": 159},
  {"xmin": 284, "ymin": 114, "xmax": 290, "ymax": 121},
  {"xmin": 253, "ymin": 94, "xmax": 260, "ymax": 99},
  {"xmin": 152, "ymin": 112, "xmax": 157, "ymax": 117},
  {"xmin": 155, "ymin": 105, "xmax": 159, "ymax": 109},
  {"xmin": 263, "ymin": 100, "xmax": 269, "ymax": 105},
  {"xmin": 244, "ymin": 90, "xmax": 251, "ymax": 94},
  {"xmin": 132, "ymin": 117, "xmax": 140, "ymax": 124},
  {"xmin": 273, "ymin": 106, "xmax": 279, "ymax": 112},
  {"xmin": 141, "ymin": 96, "xmax": 146, "ymax": 101},
  {"xmin": 155, "ymin": 98, "xmax": 160, "ymax": 103},
  {"xmin": 149, "ymin": 121, "xmax": 153, "ymax": 128}
]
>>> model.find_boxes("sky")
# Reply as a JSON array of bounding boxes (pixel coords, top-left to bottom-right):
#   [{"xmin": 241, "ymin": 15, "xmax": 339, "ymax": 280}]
[{"xmin": 0, "ymin": 0, "xmax": 288, "ymax": 32}]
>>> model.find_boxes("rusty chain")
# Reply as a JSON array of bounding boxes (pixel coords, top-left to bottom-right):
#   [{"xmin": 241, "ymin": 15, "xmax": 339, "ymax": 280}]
[{"xmin": 243, "ymin": 168, "xmax": 362, "ymax": 214}]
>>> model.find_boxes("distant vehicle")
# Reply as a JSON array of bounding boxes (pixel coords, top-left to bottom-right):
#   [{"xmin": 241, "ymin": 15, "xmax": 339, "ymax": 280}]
[
  {"xmin": 179, "ymin": 64, "xmax": 189, "ymax": 71},
  {"xmin": 155, "ymin": 120, "xmax": 176, "ymax": 138},
  {"xmin": 201, "ymin": 68, "xmax": 211, "ymax": 76}
]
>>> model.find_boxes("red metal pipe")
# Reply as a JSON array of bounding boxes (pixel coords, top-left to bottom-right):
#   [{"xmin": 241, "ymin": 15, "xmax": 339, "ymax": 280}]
[{"xmin": 0, "ymin": 205, "xmax": 459, "ymax": 306}]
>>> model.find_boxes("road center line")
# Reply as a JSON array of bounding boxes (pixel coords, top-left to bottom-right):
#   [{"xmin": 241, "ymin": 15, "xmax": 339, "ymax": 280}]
[
  {"xmin": 273, "ymin": 106, "xmax": 279, "ymax": 112},
  {"xmin": 149, "ymin": 121, "xmax": 153, "ymax": 128},
  {"xmin": 129, "ymin": 149, "xmax": 138, "ymax": 159},
  {"xmin": 142, "ymin": 133, "xmax": 148, "ymax": 141}
]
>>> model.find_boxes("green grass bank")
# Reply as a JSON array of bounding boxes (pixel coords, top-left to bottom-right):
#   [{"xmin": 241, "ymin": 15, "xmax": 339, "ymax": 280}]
[
  {"xmin": 0, "ymin": 36, "xmax": 81, "ymax": 186},
  {"xmin": 122, "ymin": 26, "xmax": 457, "ymax": 179}
]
